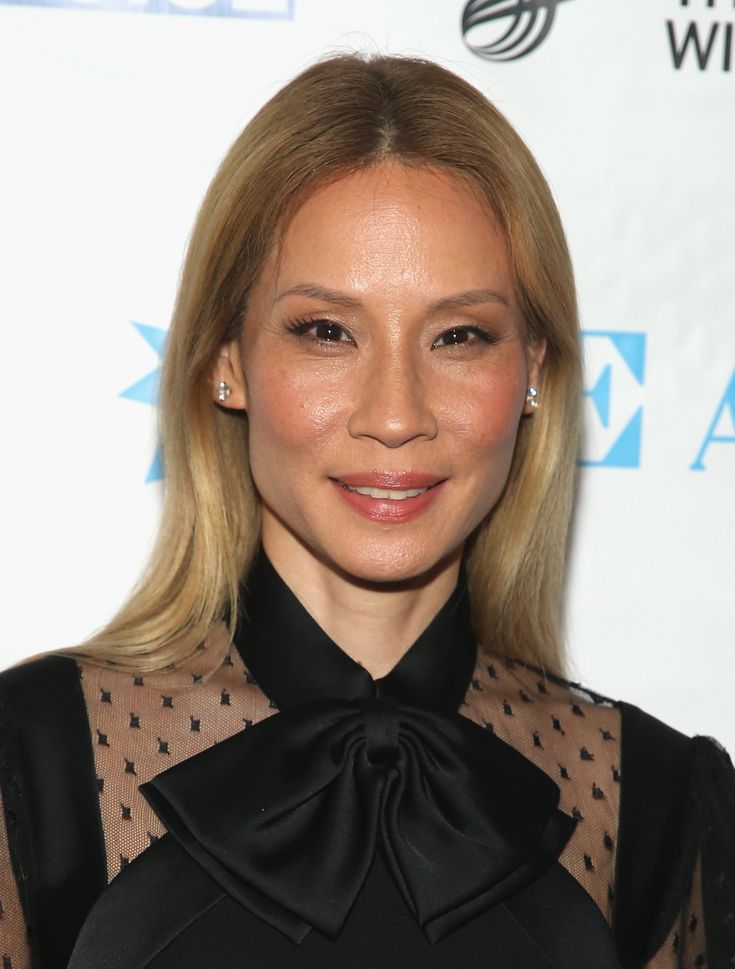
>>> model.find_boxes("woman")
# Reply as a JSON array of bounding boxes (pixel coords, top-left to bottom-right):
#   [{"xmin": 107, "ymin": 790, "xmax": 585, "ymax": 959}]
[{"xmin": 0, "ymin": 54, "xmax": 732, "ymax": 969}]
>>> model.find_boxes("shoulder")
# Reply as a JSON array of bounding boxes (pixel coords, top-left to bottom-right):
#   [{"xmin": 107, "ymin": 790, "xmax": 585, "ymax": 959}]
[
  {"xmin": 0, "ymin": 628, "xmax": 278, "ymax": 885},
  {"xmin": 0, "ymin": 623, "xmax": 274, "ymax": 792},
  {"xmin": 465, "ymin": 647, "xmax": 720, "ymax": 774},
  {"xmin": 466, "ymin": 648, "xmax": 731, "ymax": 819},
  {"xmin": 0, "ymin": 623, "xmax": 267, "ymax": 738},
  {"xmin": 0, "ymin": 653, "xmax": 87, "ymax": 755},
  {"xmin": 0, "ymin": 650, "xmax": 81, "ymax": 697},
  {"xmin": 464, "ymin": 649, "xmax": 735, "ymax": 941},
  {"xmin": 463, "ymin": 650, "xmax": 623, "ymax": 763},
  {"xmin": 66, "ymin": 624, "xmax": 276, "ymax": 757}
]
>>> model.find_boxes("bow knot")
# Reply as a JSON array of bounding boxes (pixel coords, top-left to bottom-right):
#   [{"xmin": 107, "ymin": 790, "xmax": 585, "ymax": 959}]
[
  {"xmin": 359, "ymin": 697, "xmax": 401, "ymax": 768},
  {"xmin": 142, "ymin": 697, "xmax": 575, "ymax": 944}
]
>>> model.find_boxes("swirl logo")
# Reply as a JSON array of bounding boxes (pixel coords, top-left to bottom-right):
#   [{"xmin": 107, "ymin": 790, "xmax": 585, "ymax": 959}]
[{"xmin": 462, "ymin": 0, "xmax": 572, "ymax": 62}]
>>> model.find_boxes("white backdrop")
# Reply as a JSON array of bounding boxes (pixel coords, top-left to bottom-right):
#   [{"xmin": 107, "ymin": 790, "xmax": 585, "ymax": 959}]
[{"xmin": 1, "ymin": 0, "xmax": 732, "ymax": 748}]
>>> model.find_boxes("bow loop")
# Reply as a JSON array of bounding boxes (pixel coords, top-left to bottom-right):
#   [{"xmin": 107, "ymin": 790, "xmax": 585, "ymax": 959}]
[{"xmin": 142, "ymin": 698, "xmax": 575, "ymax": 944}]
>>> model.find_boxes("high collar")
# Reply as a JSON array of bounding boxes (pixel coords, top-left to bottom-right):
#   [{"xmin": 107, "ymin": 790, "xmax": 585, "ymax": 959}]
[{"xmin": 233, "ymin": 549, "xmax": 478, "ymax": 716}]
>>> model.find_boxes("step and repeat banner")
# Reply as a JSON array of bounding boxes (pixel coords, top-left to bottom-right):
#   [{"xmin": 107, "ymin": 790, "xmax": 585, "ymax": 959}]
[{"xmin": 1, "ymin": 0, "xmax": 732, "ymax": 746}]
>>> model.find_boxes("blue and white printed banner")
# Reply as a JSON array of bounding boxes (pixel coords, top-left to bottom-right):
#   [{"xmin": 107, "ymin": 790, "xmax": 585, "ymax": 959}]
[{"xmin": 0, "ymin": 0, "xmax": 732, "ymax": 747}]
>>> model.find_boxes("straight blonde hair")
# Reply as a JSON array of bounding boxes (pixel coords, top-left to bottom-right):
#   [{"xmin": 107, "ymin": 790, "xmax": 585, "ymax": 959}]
[{"xmin": 78, "ymin": 53, "xmax": 581, "ymax": 675}]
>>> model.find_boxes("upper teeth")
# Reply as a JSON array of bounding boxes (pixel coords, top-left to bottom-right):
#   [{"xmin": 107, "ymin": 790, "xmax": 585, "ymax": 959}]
[{"xmin": 343, "ymin": 484, "xmax": 429, "ymax": 500}]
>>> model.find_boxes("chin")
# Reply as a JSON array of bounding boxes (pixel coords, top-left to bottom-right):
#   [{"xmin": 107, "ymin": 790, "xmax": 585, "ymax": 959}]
[
  {"xmin": 261, "ymin": 504, "xmax": 464, "ymax": 589},
  {"xmin": 324, "ymin": 537, "xmax": 461, "ymax": 589}
]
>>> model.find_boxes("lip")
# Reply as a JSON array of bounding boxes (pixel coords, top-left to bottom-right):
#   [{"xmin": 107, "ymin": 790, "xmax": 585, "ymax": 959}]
[
  {"xmin": 330, "ymin": 476, "xmax": 447, "ymax": 524},
  {"xmin": 333, "ymin": 472, "xmax": 445, "ymax": 489}
]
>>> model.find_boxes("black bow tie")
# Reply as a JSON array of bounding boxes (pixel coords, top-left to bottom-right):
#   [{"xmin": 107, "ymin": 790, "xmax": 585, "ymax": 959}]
[
  {"xmin": 142, "ymin": 693, "xmax": 576, "ymax": 944},
  {"xmin": 141, "ymin": 553, "xmax": 576, "ymax": 944}
]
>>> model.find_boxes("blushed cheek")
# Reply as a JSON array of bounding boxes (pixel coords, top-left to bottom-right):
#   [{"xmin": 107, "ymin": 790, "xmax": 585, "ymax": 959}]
[
  {"xmin": 452, "ymin": 380, "xmax": 527, "ymax": 456},
  {"xmin": 247, "ymin": 370, "xmax": 344, "ymax": 460},
  {"xmin": 462, "ymin": 393, "xmax": 526, "ymax": 524}
]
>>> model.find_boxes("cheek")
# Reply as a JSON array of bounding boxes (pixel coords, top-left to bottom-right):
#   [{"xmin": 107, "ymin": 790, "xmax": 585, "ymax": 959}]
[
  {"xmin": 444, "ymin": 371, "xmax": 527, "ymax": 532},
  {"xmin": 446, "ymin": 369, "xmax": 528, "ymax": 456},
  {"xmin": 245, "ymin": 365, "xmax": 344, "ymax": 462}
]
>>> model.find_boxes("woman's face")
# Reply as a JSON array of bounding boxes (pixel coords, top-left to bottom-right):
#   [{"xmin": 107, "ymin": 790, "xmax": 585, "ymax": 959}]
[{"xmin": 216, "ymin": 163, "xmax": 543, "ymax": 585}]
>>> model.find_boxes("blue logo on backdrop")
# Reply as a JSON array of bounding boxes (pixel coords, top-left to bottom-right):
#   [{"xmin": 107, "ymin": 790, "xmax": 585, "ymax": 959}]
[
  {"xmin": 579, "ymin": 331, "xmax": 646, "ymax": 469},
  {"xmin": 690, "ymin": 369, "xmax": 735, "ymax": 470},
  {"xmin": 120, "ymin": 321, "xmax": 166, "ymax": 483},
  {"xmin": 2, "ymin": 0, "xmax": 291, "ymax": 18},
  {"xmin": 462, "ymin": 0, "xmax": 573, "ymax": 62}
]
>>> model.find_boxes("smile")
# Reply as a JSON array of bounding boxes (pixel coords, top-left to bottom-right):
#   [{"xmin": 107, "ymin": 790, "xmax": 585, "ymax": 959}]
[
  {"xmin": 330, "ymin": 476, "xmax": 446, "ymax": 524},
  {"xmin": 339, "ymin": 484, "xmax": 429, "ymax": 500}
]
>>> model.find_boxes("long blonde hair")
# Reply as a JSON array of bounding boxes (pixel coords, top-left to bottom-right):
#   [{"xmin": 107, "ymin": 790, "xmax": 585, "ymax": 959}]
[{"xmin": 79, "ymin": 53, "xmax": 581, "ymax": 674}]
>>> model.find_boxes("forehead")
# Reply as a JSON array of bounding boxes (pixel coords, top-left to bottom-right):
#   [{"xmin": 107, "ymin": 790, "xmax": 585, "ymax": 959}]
[{"xmin": 259, "ymin": 163, "xmax": 512, "ymax": 301}]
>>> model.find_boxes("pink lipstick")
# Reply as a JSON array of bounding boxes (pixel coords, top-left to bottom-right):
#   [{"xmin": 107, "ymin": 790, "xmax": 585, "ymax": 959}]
[{"xmin": 330, "ymin": 473, "xmax": 446, "ymax": 523}]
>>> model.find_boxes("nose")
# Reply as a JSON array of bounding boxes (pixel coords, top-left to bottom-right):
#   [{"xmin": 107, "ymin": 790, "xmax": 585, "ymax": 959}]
[{"xmin": 347, "ymin": 347, "xmax": 438, "ymax": 448}]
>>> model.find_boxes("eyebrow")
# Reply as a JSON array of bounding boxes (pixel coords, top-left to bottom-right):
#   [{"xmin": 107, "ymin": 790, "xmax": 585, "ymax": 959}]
[
  {"xmin": 274, "ymin": 283, "xmax": 510, "ymax": 311},
  {"xmin": 274, "ymin": 283, "xmax": 363, "ymax": 308}
]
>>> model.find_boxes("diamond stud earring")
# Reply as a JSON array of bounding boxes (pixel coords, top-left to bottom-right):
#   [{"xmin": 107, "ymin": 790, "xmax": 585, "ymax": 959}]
[
  {"xmin": 217, "ymin": 380, "xmax": 231, "ymax": 402},
  {"xmin": 526, "ymin": 386, "xmax": 539, "ymax": 409}
]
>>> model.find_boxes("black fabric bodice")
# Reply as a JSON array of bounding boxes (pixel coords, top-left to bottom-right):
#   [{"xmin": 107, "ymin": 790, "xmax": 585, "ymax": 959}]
[
  {"xmin": 0, "ymin": 550, "xmax": 732, "ymax": 969},
  {"xmin": 66, "ymin": 551, "xmax": 624, "ymax": 968},
  {"xmin": 2, "ymin": 553, "xmax": 733, "ymax": 968}
]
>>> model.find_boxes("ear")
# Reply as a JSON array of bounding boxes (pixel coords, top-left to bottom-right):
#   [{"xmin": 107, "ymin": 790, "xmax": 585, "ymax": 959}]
[
  {"xmin": 523, "ymin": 339, "xmax": 546, "ymax": 416},
  {"xmin": 212, "ymin": 339, "xmax": 248, "ymax": 411}
]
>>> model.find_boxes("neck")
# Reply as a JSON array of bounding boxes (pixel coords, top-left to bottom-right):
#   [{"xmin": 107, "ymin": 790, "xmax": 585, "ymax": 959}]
[{"xmin": 260, "ymin": 532, "xmax": 463, "ymax": 679}]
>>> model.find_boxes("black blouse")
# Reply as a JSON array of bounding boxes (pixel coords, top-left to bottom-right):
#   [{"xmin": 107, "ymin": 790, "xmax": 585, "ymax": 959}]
[{"xmin": 0, "ymin": 552, "xmax": 733, "ymax": 968}]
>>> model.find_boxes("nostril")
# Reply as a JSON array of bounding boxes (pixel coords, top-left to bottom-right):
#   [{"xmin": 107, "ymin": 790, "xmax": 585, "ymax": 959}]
[
  {"xmin": 359, "ymin": 697, "xmax": 401, "ymax": 768},
  {"xmin": 346, "ymin": 366, "xmax": 438, "ymax": 447}
]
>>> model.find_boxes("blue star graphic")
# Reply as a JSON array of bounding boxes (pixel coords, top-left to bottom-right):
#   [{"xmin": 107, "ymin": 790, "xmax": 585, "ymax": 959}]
[{"xmin": 120, "ymin": 321, "xmax": 167, "ymax": 482}]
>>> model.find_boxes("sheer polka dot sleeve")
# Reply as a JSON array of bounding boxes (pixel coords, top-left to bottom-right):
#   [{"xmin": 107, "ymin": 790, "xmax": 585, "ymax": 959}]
[
  {"xmin": 691, "ymin": 738, "xmax": 735, "ymax": 965},
  {"xmin": 0, "ymin": 788, "xmax": 31, "ymax": 969},
  {"xmin": 645, "ymin": 738, "xmax": 735, "ymax": 968},
  {"xmin": 643, "ymin": 856, "xmax": 706, "ymax": 969}
]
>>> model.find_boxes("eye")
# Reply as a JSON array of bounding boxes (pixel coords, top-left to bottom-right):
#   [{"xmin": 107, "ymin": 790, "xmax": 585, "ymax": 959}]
[
  {"xmin": 432, "ymin": 326, "xmax": 496, "ymax": 349},
  {"xmin": 287, "ymin": 317, "xmax": 353, "ymax": 344}
]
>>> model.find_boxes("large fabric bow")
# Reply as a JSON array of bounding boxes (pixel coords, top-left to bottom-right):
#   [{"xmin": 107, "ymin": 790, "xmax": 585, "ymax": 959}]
[{"xmin": 142, "ymin": 697, "xmax": 575, "ymax": 945}]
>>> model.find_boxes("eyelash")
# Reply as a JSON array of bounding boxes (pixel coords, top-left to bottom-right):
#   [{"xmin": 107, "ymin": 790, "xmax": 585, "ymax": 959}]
[
  {"xmin": 285, "ymin": 316, "xmax": 500, "ymax": 349},
  {"xmin": 286, "ymin": 316, "xmax": 352, "ymax": 344},
  {"xmin": 433, "ymin": 326, "xmax": 499, "ymax": 348}
]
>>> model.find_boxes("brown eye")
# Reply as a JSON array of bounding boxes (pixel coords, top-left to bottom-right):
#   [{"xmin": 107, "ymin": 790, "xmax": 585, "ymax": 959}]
[
  {"xmin": 313, "ymin": 322, "xmax": 349, "ymax": 342},
  {"xmin": 438, "ymin": 328, "xmax": 470, "ymax": 346},
  {"xmin": 433, "ymin": 326, "xmax": 494, "ymax": 348},
  {"xmin": 287, "ymin": 318, "xmax": 353, "ymax": 344}
]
